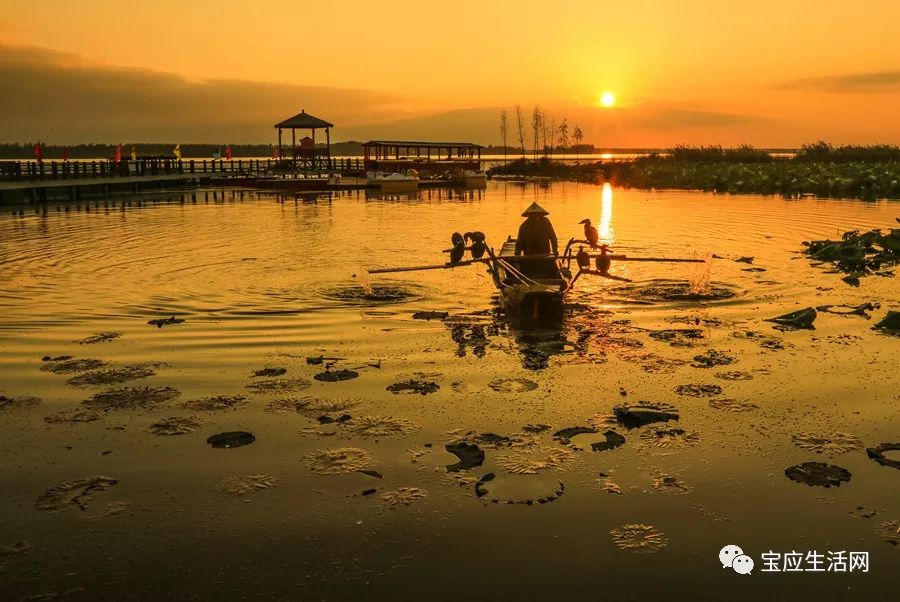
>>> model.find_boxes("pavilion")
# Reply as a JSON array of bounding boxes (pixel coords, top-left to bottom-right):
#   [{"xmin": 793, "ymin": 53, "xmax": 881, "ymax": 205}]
[{"xmin": 273, "ymin": 110, "xmax": 334, "ymax": 170}]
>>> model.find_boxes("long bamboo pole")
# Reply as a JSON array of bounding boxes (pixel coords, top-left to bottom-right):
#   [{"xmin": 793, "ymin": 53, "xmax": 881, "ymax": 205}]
[{"xmin": 368, "ymin": 254, "xmax": 706, "ymax": 274}]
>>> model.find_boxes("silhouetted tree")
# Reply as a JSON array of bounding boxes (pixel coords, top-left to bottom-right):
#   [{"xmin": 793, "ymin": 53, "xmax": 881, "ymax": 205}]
[
  {"xmin": 558, "ymin": 118, "xmax": 569, "ymax": 154},
  {"xmin": 531, "ymin": 105, "xmax": 543, "ymax": 161},
  {"xmin": 515, "ymin": 104, "xmax": 527, "ymax": 159},
  {"xmin": 499, "ymin": 109, "xmax": 509, "ymax": 163},
  {"xmin": 573, "ymin": 125, "xmax": 584, "ymax": 163}
]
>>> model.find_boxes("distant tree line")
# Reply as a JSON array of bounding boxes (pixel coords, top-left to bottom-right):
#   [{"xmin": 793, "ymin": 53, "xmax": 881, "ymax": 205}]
[{"xmin": 0, "ymin": 141, "xmax": 368, "ymax": 159}]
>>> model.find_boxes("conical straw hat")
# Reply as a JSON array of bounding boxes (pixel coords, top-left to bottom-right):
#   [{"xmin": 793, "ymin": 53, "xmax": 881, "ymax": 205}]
[{"xmin": 521, "ymin": 202, "xmax": 549, "ymax": 216}]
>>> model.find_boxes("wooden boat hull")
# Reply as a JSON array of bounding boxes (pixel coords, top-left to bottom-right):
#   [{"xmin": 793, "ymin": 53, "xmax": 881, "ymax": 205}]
[{"xmin": 490, "ymin": 239, "xmax": 572, "ymax": 313}]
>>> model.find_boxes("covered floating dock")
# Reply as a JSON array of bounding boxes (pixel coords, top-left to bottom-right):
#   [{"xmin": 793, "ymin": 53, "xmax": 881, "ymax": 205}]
[{"xmin": 363, "ymin": 140, "xmax": 483, "ymax": 177}]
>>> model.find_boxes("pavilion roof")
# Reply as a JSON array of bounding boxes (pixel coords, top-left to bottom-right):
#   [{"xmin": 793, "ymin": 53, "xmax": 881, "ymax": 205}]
[
  {"xmin": 274, "ymin": 110, "xmax": 334, "ymax": 129},
  {"xmin": 363, "ymin": 140, "xmax": 483, "ymax": 148}
]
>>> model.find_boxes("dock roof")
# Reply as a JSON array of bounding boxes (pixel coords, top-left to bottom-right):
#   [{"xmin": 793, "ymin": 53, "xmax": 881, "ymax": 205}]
[
  {"xmin": 274, "ymin": 110, "xmax": 334, "ymax": 129},
  {"xmin": 363, "ymin": 140, "xmax": 483, "ymax": 148}
]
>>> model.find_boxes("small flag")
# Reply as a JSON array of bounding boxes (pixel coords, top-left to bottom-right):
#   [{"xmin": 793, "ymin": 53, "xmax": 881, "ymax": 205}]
[
  {"xmin": 225, "ymin": 145, "xmax": 232, "ymax": 160},
  {"xmin": 173, "ymin": 144, "xmax": 182, "ymax": 160},
  {"xmin": 131, "ymin": 145, "xmax": 137, "ymax": 161},
  {"xmin": 62, "ymin": 147, "xmax": 68, "ymax": 162},
  {"xmin": 33, "ymin": 141, "xmax": 42, "ymax": 163},
  {"xmin": 114, "ymin": 144, "xmax": 122, "ymax": 163}
]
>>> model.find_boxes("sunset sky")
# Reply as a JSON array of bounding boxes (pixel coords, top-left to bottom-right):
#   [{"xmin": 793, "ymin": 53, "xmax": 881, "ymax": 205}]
[{"xmin": 2, "ymin": 0, "xmax": 899, "ymax": 146}]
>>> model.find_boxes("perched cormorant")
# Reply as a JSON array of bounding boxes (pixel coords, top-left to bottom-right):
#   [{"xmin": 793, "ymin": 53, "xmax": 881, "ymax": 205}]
[
  {"xmin": 595, "ymin": 244, "xmax": 612, "ymax": 274},
  {"xmin": 464, "ymin": 231, "xmax": 487, "ymax": 259},
  {"xmin": 578, "ymin": 218, "xmax": 600, "ymax": 248},
  {"xmin": 576, "ymin": 245, "xmax": 591, "ymax": 269},
  {"xmin": 448, "ymin": 232, "xmax": 466, "ymax": 264}
]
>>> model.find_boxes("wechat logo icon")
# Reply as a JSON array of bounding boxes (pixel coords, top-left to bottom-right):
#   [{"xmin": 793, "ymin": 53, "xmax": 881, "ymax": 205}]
[{"xmin": 720, "ymin": 545, "xmax": 754, "ymax": 575}]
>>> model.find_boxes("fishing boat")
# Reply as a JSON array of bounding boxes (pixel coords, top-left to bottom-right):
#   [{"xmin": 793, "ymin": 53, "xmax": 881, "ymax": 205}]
[{"xmin": 369, "ymin": 233, "xmax": 705, "ymax": 316}]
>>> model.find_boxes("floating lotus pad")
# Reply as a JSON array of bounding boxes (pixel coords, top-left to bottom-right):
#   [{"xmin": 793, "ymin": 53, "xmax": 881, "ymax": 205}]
[
  {"xmin": 319, "ymin": 283, "xmax": 424, "ymax": 305},
  {"xmin": 640, "ymin": 427, "xmax": 701, "ymax": 448},
  {"xmin": 314, "ymin": 369, "xmax": 359, "ymax": 382},
  {"xmin": 445, "ymin": 442, "xmax": 484, "ymax": 472},
  {"xmin": 674, "ymin": 383, "xmax": 723, "ymax": 397},
  {"xmin": 76, "ymin": 332, "xmax": 121, "ymax": 345},
  {"xmin": 784, "ymin": 462, "xmax": 851, "ymax": 487},
  {"xmin": 34, "ymin": 476, "xmax": 118, "ymax": 512},
  {"xmin": 495, "ymin": 447, "xmax": 576, "ymax": 474},
  {"xmin": 40, "ymin": 357, "xmax": 106, "ymax": 374},
  {"xmin": 488, "ymin": 378, "xmax": 539, "ymax": 393},
  {"xmin": 873, "ymin": 311, "xmax": 900, "ymax": 335},
  {"xmin": 691, "ymin": 350, "xmax": 735, "ymax": 368},
  {"xmin": 217, "ymin": 474, "xmax": 277, "ymax": 495},
  {"xmin": 613, "ymin": 403, "xmax": 679, "ymax": 428},
  {"xmin": 765, "ymin": 307, "xmax": 817, "ymax": 330},
  {"xmin": 875, "ymin": 520, "xmax": 900, "ymax": 546},
  {"xmin": 609, "ymin": 280, "xmax": 739, "ymax": 302},
  {"xmin": 302, "ymin": 447, "xmax": 376, "ymax": 475},
  {"xmin": 652, "ymin": 473, "xmax": 692, "ymax": 494},
  {"xmin": 791, "ymin": 432, "xmax": 863, "ymax": 456},
  {"xmin": 553, "ymin": 426, "xmax": 597, "ymax": 444},
  {"xmin": 245, "ymin": 378, "xmax": 311, "ymax": 393},
  {"xmin": 66, "ymin": 364, "xmax": 157, "ymax": 387},
  {"xmin": 83, "ymin": 386, "xmax": 180, "ymax": 411},
  {"xmin": 342, "ymin": 415, "xmax": 420, "ymax": 439},
  {"xmin": 147, "ymin": 316, "xmax": 185, "ymax": 328},
  {"xmin": 251, "ymin": 367, "xmax": 287, "ymax": 378},
  {"xmin": 732, "ymin": 330, "xmax": 787, "ymax": 350},
  {"xmin": 803, "ymin": 228, "xmax": 900, "ymax": 278},
  {"xmin": 610, "ymin": 524, "xmax": 669, "ymax": 554},
  {"xmin": 816, "ymin": 303, "xmax": 879, "ymax": 318},
  {"xmin": 387, "ymin": 379, "xmax": 439, "ymax": 395},
  {"xmin": 866, "ymin": 442, "xmax": 900, "ymax": 470},
  {"xmin": 149, "ymin": 416, "xmax": 203, "ymax": 436},
  {"xmin": 714, "ymin": 370, "xmax": 754, "ymax": 381},
  {"xmin": 380, "ymin": 487, "xmax": 428, "ymax": 507},
  {"xmin": 43, "ymin": 408, "xmax": 101, "ymax": 424},
  {"xmin": 475, "ymin": 472, "xmax": 566, "ymax": 505},
  {"xmin": 412, "ymin": 311, "xmax": 449, "ymax": 320},
  {"xmin": 206, "ymin": 431, "xmax": 255, "ymax": 449},
  {"xmin": 590, "ymin": 430, "xmax": 627, "ymax": 451},
  {"xmin": 0, "ymin": 395, "xmax": 41, "ymax": 411},
  {"xmin": 182, "ymin": 394, "xmax": 249, "ymax": 412},
  {"xmin": 648, "ymin": 328, "xmax": 705, "ymax": 346}
]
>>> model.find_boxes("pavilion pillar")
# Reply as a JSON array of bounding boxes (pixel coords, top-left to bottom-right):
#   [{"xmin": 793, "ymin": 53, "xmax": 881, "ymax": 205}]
[
  {"xmin": 326, "ymin": 128, "xmax": 331, "ymax": 171},
  {"xmin": 278, "ymin": 129, "xmax": 283, "ymax": 161},
  {"xmin": 292, "ymin": 129, "xmax": 297, "ymax": 169}
]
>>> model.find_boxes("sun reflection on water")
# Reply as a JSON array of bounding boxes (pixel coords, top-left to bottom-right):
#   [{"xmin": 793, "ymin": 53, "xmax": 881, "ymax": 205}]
[{"xmin": 599, "ymin": 182, "xmax": 614, "ymax": 243}]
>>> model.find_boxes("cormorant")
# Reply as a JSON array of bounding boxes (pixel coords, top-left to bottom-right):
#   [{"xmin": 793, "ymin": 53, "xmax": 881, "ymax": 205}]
[
  {"xmin": 576, "ymin": 245, "xmax": 591, "ymax": 269},
  {"xmin": 448, "ymin": 232, "xmax": 466, "ymax": 264},
  {"xmin": 464, "ymin": 231, "xmax": 487, "ymax": 259},
  {"xmin": 595, "ymin": 244, "xmax": 612, "ymax": 274},
  {"xmin": 578, "ymin": 218, "xmax": 600, "ymax": 248}
]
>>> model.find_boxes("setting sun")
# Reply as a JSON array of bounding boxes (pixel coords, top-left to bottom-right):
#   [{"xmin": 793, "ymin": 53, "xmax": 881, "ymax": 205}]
[{"xmin": 599, "ymin": 91, "xmax": 615, "ymax": 107}]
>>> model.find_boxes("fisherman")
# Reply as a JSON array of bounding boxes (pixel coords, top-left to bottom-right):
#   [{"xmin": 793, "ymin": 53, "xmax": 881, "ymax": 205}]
[{"xmin": 515, "ymin": 203, "xmax": 558, "ymax": 256}]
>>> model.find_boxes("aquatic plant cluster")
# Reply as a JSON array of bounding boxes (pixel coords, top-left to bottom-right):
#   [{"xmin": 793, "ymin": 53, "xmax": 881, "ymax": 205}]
[
  {"xmin": 610, "ymin": 159, "xmax": 900, "ymax": 199},
  {"xmin": 488, "ymin": 143, "xmax": 900, "ymax": 200}
]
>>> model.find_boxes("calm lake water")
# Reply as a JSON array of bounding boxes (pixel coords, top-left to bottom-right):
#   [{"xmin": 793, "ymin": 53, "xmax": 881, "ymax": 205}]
[{"xmin": 0, "ymin": 182, "xmax": 898, "ymax": 601}]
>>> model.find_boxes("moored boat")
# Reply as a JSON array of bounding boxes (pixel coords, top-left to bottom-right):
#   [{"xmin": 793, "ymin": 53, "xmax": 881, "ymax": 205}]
[{"xmin": 367, "ymin": 170, "xmax": 419, "ymax": 193}]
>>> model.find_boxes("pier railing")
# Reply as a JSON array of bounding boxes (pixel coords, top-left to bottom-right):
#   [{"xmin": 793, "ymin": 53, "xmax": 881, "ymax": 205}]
[{"xmin": 0, "ymin": 158, "xmax": 369, "ymax": 183}]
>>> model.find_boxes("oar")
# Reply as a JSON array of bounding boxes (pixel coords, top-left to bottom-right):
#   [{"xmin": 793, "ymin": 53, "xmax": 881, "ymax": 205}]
[{"xmin": 368, "ymin": 254, "xmax": 706, "ymax": 274}]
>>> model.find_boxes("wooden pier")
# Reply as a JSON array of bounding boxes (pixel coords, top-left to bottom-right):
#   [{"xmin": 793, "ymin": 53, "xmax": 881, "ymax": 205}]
[{"xmin": 0, "ymin": 157, "xmax": 369, "ymax": 203}]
